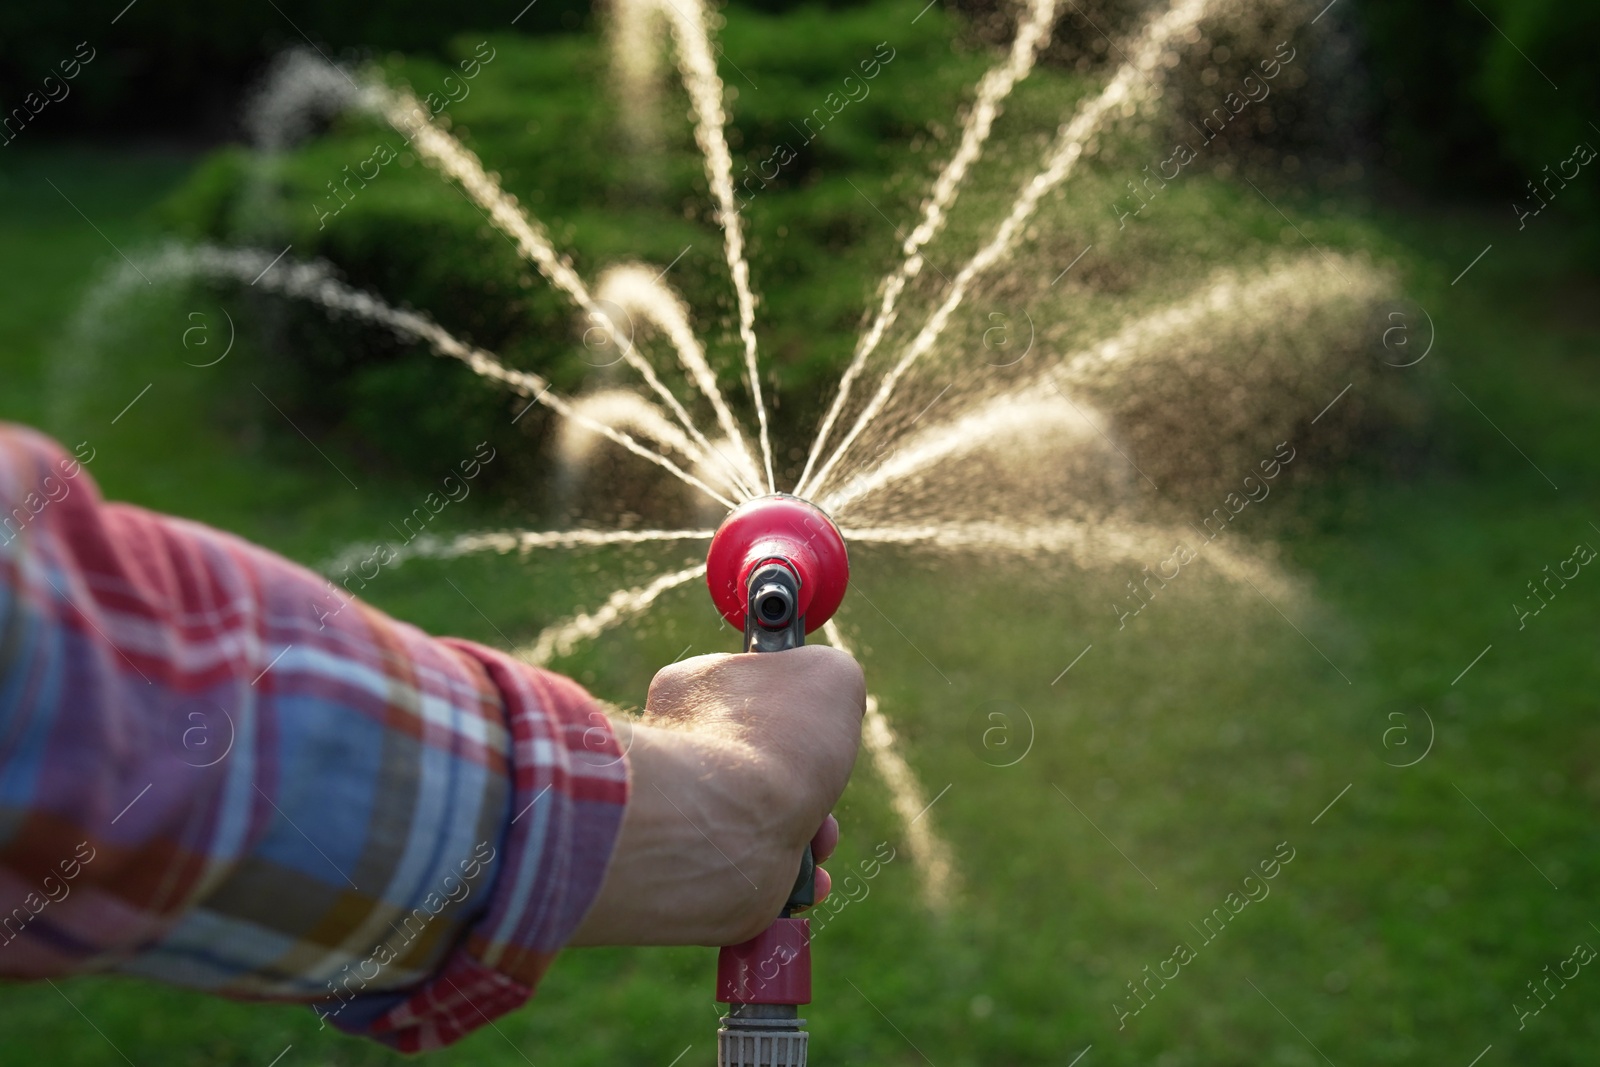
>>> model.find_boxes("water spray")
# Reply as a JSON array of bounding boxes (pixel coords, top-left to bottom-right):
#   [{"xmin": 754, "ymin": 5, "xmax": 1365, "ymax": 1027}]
[{"xmin": 704, "ymin": 494, "xmax": 850, "ymax": 1067}]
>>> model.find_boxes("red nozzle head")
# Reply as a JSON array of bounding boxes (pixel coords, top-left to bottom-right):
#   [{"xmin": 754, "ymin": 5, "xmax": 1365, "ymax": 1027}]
[{"xmin": 706, "ymin": 494, "xmax": 849, "ymax": 636}]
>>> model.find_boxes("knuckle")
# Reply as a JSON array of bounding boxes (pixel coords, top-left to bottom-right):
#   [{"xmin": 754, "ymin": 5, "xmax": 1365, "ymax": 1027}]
[
  {"xmin": 647, "ymin": 654, "xmax": 723, "ymax": 712},
  {"xmin": 821, "ymin": 646, "xmax": 866, "ymax": 700}
]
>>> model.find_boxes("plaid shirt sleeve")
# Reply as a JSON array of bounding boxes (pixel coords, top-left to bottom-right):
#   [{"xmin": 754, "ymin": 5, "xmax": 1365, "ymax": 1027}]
[{"xmin": 0, "ymin": 423, "xmax": 629, "ymax": 1052}]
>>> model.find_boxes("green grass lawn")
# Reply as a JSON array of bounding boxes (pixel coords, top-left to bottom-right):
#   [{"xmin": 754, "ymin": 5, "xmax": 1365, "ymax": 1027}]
[{"xmin": 0, "ymin": 125, "xmax": 1597, "ymax": 1067}]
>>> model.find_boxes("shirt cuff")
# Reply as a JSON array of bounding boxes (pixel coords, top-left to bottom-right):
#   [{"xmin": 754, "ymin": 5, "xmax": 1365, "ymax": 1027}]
[{"xmin": 329, "ymin": 640, "xmax": 629, "ymax": 1052}]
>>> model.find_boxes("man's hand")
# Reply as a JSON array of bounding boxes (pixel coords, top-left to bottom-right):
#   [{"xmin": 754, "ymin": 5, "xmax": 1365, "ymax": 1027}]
[{"xmin": 569, "ymin": 645, "xmax": 865, "ymax": 947}]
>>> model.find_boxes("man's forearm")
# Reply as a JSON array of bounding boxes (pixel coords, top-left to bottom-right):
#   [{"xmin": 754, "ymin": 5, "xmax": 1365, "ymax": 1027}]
[{"xmin": 0, "ymin": 424, "xmax": 627, "ymax": 1051}]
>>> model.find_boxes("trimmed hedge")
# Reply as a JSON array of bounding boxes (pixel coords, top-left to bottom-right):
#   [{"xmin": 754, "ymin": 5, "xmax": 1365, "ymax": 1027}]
[{"xmin": 159, "ymin": 7, "xmax": 992, "ymax": 491}]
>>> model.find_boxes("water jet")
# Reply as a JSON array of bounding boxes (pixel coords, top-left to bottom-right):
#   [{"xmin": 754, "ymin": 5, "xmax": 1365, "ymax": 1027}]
[{"xmin": 54, "ymin": 1, "xmax": 1407, "ymax": 1056}]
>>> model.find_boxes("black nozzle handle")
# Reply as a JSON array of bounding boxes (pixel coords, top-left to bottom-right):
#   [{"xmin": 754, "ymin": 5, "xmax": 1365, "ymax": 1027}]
[{"xmin": 742, "ymin": 561, "xmax": 815, "ymax": 915}]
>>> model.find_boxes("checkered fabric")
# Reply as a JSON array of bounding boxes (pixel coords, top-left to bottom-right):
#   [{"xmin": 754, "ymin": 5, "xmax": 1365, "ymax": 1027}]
[{"xmin": 0, "ymin": 424, "xmax": 629, "ymax": 1051}]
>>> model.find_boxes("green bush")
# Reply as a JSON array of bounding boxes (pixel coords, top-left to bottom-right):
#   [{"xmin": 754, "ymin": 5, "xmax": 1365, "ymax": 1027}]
[
  {"xmin": 1472, "ymin": 0, "xmax": 1600, "ymax": 253},
  {"xmin": 158, "ymin": 1, "xmax": 1420, "ymax": 503},
  {"xmin": 159, "ymin": 7, "xmax": 992, "ymax": 489},
  {"xmin": 1348, "ymin": 0, "xmax": 1600, "ymax": 255}
]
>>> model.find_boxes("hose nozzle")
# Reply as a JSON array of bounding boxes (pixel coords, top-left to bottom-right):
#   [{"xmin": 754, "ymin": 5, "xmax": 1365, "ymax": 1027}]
[
  {"xmin": 705, "ymin": 496, "xmax": 848, "ymax": 1067},
  {"xmin": 705, "ymin": 495, "xmax": 850, "ymax": 647}
]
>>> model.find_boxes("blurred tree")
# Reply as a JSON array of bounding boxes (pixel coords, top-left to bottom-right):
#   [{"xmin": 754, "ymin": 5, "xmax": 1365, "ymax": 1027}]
[
  {"xmin": 0, "ymin": 0, "xmax": 873, "ymax": 143},
  {"xmin": 1471, "ymin": 0, "xmax": 1600, "ymax": 253},
  {"xmin": 1350, "ymin": 0, "xmax": 1600, "ymax": 256},
  {"xmin": 1348, "ymin": 0, "xmax": 1515, "ymax": 194},
  {"xmin": 947, "ymin": 0, "xmax": 1599, "ymax": 252},
  {"xmin": 0, "ymin": 1, "xmax": 589, "ymax": 140},
  {"xmin": 8, "ymin": 0, "xmax": 1595, "ymax": 241}
]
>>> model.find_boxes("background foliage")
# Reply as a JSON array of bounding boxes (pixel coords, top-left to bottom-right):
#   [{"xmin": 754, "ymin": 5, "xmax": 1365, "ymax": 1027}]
[
  {"xmin": 7, "ymin": 0, "xmax": 1598, "ymax": 209},
  {"xmin": 157, "ymin": 12, "xmax": 990, "ymax": 498}
]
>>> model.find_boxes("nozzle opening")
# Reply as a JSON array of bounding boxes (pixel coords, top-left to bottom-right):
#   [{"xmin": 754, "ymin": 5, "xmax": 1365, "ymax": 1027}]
[
  {"xmin": 750, "ymin": 564, "xmax": 799, "ymax": 631},
  {"xmin": 758, "ymin": 591, "xmax": 791, "ymax": 625}
]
